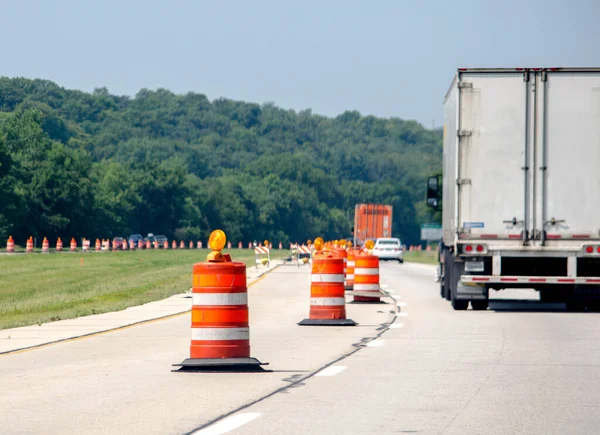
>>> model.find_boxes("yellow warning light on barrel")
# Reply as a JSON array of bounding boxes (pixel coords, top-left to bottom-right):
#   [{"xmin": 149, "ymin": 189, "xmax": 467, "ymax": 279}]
[
  {"xmin": 264, "ymin": 239, "xmax": 269, "ymax": 247},
  {"xmin": 347, "ymin": 241, "xmax": 353, "ymax": 248},
  {"xmin": 307, "ymin": 239, "xmax": 312, "ymax": 246},
  {"xmin": 209, "ymin": 230, "xmax": 226, "ymax": 251},
  {"xmin": 365, "ymin": 240, "xmax": 375, "ymax": 250},
  {"xmin": 207, "ymin": 230, "xmax": 227, "ymax": 262},
  {"xmin": 314, "ymin": 237, "xmax": 324, "ymax": 251}
]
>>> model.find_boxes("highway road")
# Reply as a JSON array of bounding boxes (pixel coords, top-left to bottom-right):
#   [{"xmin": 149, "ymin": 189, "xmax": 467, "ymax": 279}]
[{"xmin": 2, "ymin": 262, "xmax": 600, "ymax": 434}]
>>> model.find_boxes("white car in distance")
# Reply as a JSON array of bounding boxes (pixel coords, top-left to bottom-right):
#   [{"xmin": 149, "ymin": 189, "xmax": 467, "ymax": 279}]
[{"xmin": 372, "ymin": 238, "xmax": 404, "ymax": 263}]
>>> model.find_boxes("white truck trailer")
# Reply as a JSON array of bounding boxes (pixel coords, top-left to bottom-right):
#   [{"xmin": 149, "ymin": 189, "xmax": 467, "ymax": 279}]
[{"xmin": 427, "ymin": 67, "xmax": 600, "ymax": 311}]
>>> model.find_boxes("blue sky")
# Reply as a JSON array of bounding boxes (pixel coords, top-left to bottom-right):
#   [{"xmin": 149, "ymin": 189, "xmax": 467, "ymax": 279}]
[{"xmin": 1, "ymin": 0, "xmax": 598, "ymax": 126}]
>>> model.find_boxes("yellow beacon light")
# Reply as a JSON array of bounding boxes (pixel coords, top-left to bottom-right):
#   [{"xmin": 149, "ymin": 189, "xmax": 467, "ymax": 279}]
[
  {"xmin": 365, "ymin": 240, "xmax": 375, "ymax": 250},
  {"xmin": 307, "ymin": 239, "xmax": 312, "ymax": 246},
  {"xmin": 347, "ymin": 241, "xmax": 353, "ymax": 248},
  {"xmin": 314, "ymin": 237, "xmax": 324, "ymax": 252},
  {"xmin": 264, "ymin": 239, "xmax": 269, "ymax": 247},
  {"xmin": 207, "ymin": 229, "xmax": 227, "ymax": 262}
]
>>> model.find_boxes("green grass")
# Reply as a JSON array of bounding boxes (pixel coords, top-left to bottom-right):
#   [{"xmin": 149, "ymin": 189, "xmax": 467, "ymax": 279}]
[
  {"xmin": 0, "ymin": 249, "xmax": 285, "ymax": 330},
  {"xmin": 404, "ymin": 250, "xmax": 438, "ymax": 265}
]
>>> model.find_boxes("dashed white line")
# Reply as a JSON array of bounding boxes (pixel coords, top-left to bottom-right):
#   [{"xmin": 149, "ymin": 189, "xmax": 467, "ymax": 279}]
[
  {"xmin": 316, "ymin": 365, "xmax": 347, "ymax": 377},
  {"xmin": 192, "ymin": 413, "xmax": 261, "ymax": 435},
  {"xmin": 390, "ymin": 323, "xmax": 404, "ymax": 329},
  {"xmin": 367, "ymin": 340, "xmax": 385, "ymax": 347}
]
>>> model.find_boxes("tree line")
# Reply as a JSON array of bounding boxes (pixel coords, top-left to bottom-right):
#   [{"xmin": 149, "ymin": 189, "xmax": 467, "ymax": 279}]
[{"xmin": 0, "ymin": 77, "xmax": 442, "ymax": 246}]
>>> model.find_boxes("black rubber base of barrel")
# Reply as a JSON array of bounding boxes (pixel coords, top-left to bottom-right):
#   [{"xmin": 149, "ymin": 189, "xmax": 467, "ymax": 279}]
[
  {"xmin": 297, "ymin": 318, "xmax": 357, "ymax": 326},
  {"xmin": 172, "ymin": 357, "xmax": 268, "ymax": 372}
]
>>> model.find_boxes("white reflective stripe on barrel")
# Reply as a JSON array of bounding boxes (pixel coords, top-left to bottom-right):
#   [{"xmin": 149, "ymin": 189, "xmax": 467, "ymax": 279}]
[
  {"xmin": 191, "ymin": 327, "xmax": 249, "ymax": 341},
  {"xmin": 347, "ymin": 261, "xmax": 355, "ymax": 267},
  {"xmin": 310, "ymin": 297, "xmax": 346, "ymax": 306},
  {"xmin": 192, "ymin": 293, "xmax": 248, "ymax": 306},
  {"xmin": 311, "ymin": 274, "xmax": 345, "ymax": 283},
  {"xmin": 346, "ymin": 274, "xmax": 354, "ymax": 280},
  {"xmin": 354, "ymin": 268, "xmax": 379, "ymax": 275},
  {"xmin": 354, "ymin": 283, "xmax": 380, "ymax": 291}
]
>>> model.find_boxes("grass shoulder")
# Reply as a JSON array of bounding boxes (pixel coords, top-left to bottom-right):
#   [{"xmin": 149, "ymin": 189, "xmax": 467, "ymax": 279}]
[{"xmin": 0, "ymin": 249, "xmax": 285, "ymax": 330}]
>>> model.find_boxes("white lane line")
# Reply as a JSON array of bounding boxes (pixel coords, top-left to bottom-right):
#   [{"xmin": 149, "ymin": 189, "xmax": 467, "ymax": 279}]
[
  {"xmin": 390, "ymin": 323, "xmax": 404, "ymax": 329},
  {"xmin": 192, "ymin": 413, "xmax": 261, "ymax": 435},
  {"xmin": 367, "ymin": 340, "xmax": 385, "ymax": 347},
  {"xmin": 316, "ymin": 365, "xmax": 347, "ymax": 377},
  {"xmin": 396, "ymin": 312, "xmax": 408, "ymax": 317}
]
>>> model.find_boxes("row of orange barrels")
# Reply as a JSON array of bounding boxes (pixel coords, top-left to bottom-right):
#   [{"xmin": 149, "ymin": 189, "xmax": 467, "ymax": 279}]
[
  {"xmin": 409, "ymin": 245, "xmax": 432, "ymax": 252},
  {"xmin": 3, "ymin": 236, "xmax": 295, "ymax": 253}
]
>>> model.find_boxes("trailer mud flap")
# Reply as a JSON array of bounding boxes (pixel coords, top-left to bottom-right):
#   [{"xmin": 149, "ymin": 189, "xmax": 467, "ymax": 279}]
[{"xmin": 456, "ymin": 283, "xmax": 487, "ymax": 300}]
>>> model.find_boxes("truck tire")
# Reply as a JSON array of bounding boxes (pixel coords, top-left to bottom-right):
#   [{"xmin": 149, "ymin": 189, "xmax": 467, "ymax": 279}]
[
  {"xmin": 451, "ymin": 298, "xmax": 469, "ymax": 310},
  {"xmin": 450, "ymin": 277, "xmax": 468, "ymax": 310},
  {"xmin": 471, "ymin": 300, "xmax": 489, "ymax": 311}
]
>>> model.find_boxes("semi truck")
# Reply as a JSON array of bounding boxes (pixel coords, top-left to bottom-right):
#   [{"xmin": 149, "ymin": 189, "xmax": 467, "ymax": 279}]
[
  {"xmin": 427, "ymin": 67, "xmax": 600, "ymax": 311},
  {"xmin": 353, "ymin": 204, "xmax": 393, "ymax": 247}
]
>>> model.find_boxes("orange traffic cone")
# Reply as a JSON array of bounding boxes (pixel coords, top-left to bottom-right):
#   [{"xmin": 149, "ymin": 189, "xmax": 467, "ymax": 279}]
[
  {"xmin": 173, "ymin": 231, "xmax": 266, "ymax": 371},
  {"xmin": 26, "ymin": 237, "xmax": 33, "ymax": 253},
  {"xmin": 172, "ymin": 240, "xmax": 177, "ymax": 249},
  {"xmin": 145, "ymin": 239, "xmax": 151, "ymax": 249},
  {"xmin": 6, "ymin": 236, "xmax": 15, "ymax": 253},
  {"xmin": 95, "ymin": 239, "xmax": 100, "ymax": 251},
  {"xmin": 70, "ymin": 238, "xmax": 77, "ymax": 252},
  {"xmin": 299, "ymin": 251, "xmax": 356, "ymax": 326},
  {"xmin": 238, "ymin": 241, "xmax": 242, "ymax": 249},
  {"xmin": 138, "ymin": 240, "xmax": 144, "ymax": 250},
  {"xmin": 248, "ymin": 242, "xmax": 252, "ymax": 249},
  {"xmin": 56, "ymin": 238, "xmax": 63, "ymax": 252},
  {"xmin": 42, "ymin": 237, "xmax": 49, "ymax": 254},
  {"xmin": 164, "ymin": 240, "xmax": 168, "ymax": 249},
  {"xmin": 350, "ymin": 254, "xmax": 386, "ymax": 303},
  {"xmin": 189, "ymin": 241, "xmax": 193, "ymax": 249},
  {"xmin": 345, "ymin": 248, "xmax": 359, "ymax": 291},
  {"xmin": 180, "ymin": 240, "xmax": 185, "ymax": 249}
]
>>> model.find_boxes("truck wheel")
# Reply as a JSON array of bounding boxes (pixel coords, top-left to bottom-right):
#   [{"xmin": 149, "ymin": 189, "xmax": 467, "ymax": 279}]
[
  {"xmin": 471, "ymin": 300, "xmax": 489, "ymax": 311},
  {"xmin": 565, "ymin": 300, "xmax": 586, "ymax": 312},
  {"xmin": 451, "ymin": 298, "xmax": 469, "ymax": 310}
]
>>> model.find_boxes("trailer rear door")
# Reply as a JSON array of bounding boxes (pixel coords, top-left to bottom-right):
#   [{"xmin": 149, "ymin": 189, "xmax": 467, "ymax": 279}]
[{"xmin": 458, "ymin": 72, "xmax": 529, "ymax": 239}]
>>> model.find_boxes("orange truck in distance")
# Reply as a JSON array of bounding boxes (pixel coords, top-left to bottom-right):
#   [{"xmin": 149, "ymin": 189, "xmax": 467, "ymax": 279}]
[{"xmin": 353, "ymin": 204, "xmax": 393, "ymax": 247}]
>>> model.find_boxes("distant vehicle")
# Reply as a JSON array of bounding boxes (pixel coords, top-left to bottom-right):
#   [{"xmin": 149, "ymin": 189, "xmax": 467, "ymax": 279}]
[
  {"xmin": 372, "ymin": 238, "xmax": 404, "ymax": 263},
  {"xmin": 113, "ymin": 237, "xmax": 125, "ymax": 250},
  {"xmin": 128, "ymin": 234, "xmax": 143, "ymax": 244},
  {"xmin": 428, "ymin": 67, "xmax": 600, "ymax": 312},
  {"xmin": 353, "ymin": 204, "xmax": 393, "ymax": 248},
  {"xmin": 155, "ymin": 235, "xmax": 168, "ymax": 247}
]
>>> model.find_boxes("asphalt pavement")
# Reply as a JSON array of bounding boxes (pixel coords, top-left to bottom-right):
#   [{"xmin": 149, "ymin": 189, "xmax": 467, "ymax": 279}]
[{"xmin": 2, "ymin": 261, "xmax": 599, "ymax": 435}]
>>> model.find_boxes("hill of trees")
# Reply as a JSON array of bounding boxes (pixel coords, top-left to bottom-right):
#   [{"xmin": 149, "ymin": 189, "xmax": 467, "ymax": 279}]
[{"xmin": 0, "ymin": 77, "xmax": 441, "ymax": 246}]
